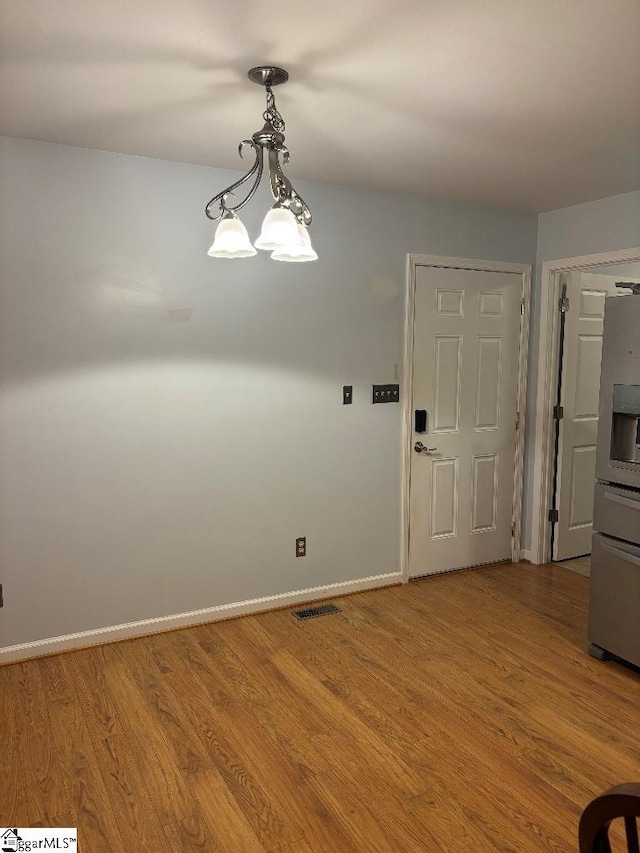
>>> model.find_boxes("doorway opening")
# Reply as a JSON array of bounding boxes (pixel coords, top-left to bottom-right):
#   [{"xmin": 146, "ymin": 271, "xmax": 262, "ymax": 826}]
[{"xmin": 529, "ymin": 247, "xmax": 640, "ymax": 568}]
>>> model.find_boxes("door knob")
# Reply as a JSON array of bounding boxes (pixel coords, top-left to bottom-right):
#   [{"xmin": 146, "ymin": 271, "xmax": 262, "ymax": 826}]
[{"xmin": 414, "ymin": 442, "xmax": 438, "ymax": 454}]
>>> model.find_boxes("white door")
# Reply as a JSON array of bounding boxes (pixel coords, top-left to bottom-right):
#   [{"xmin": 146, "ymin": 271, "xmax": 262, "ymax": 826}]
[
  {"xmin": 553, "ymin": 272, "xmax": 636, "ymax": 561},
  {"xmin": 408, "ymin": 266, "xmax": 522, "ymax": 578}
]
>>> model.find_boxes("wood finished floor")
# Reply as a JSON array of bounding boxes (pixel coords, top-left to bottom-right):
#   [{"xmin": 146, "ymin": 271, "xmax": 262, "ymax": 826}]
[{"xmin": 2, "ymin": 562, "xmax": 640, "ymax": 852}]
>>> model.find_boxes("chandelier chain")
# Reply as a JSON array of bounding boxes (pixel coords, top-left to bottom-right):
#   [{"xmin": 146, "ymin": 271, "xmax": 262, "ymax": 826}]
[{"xmin": 263, "ymin": 85, "xmax": 285, "ymax": 133}]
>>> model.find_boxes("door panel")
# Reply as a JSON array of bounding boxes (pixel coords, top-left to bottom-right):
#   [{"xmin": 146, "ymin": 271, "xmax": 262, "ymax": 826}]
[
  {"xmin": 472, "ymin": 455, "xmax": 498, "ymax": 532},
  {"xmin": 553, "ymin": 273, "xmax": 635, "ymax": 561},
  {"xmin": 433, "ymin": 336, "xmax": 462, "ymax": 432},
  {"xmin": 574, "ymin": 335, "xmax": 602, "ymax": 418},
  {"xmin": 436, "ymin": 289, "xmax": 464, "ymax": 316},
  {"xmin": 430, "ymin": 458, "xmax": 458, "ymax": 538},
  {"xmin": 479, "ymin": 292, "xmax": 503, "ymax": 317},
  {"xmin": 569, "ymin": 445, "xmax": 597, "ymax": 527},
  {"xmin": 408, "ymin": 266, "xmax": 522, "ymax": 577},
  {"xmin": 475, "ymin": 337, "xmax": 502, "ymax": 429}
]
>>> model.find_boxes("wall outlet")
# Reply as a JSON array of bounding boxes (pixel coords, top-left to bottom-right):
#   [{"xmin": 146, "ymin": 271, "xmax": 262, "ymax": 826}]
[{"xmin": 296, "ymin": 537, "xmax": 306, "ymax": 557}]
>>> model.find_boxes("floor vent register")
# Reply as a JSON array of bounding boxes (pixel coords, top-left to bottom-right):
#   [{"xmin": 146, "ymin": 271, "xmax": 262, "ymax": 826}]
[{"xmin": 292, "ymin": 603, "xmax": 342, "ymax": 621}]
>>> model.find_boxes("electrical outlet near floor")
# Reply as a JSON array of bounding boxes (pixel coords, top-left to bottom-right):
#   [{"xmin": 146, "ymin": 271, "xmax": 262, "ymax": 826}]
[{"xmin": 296, "ymin": 537, "xmax": 306, "ymax": 557}]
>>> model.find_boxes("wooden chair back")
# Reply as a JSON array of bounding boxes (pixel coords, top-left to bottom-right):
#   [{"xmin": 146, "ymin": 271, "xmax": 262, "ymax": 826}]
[{"xmin": 579, "ymin": 784, "xmax": 640, "ymax": 853}]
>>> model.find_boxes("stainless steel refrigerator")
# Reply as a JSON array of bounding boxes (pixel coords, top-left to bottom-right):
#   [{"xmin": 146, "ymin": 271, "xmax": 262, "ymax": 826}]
[{"xmin": 588, "ymin": 290, "xmax": 640, "ymax": 666}]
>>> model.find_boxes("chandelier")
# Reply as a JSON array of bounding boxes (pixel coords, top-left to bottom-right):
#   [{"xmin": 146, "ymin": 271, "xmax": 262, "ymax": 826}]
[{"xmin": 206, "ymin": 66, "xmax": 317, "ymax": 263}]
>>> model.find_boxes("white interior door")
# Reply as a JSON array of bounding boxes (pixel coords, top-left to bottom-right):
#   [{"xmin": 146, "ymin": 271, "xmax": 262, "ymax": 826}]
[
  {"xmin": 553, "ymin": 272, "xmax": 636, "ymax": 561},
  {"xmin": 408, "ymin": 266, "xmax": 522, "ymax": 578}
]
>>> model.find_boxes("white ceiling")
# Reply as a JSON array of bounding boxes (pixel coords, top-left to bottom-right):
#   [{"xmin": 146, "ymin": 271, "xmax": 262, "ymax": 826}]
[{"xmin": 1, "ymin": 0, "xmax": 639, "ymax": 212}]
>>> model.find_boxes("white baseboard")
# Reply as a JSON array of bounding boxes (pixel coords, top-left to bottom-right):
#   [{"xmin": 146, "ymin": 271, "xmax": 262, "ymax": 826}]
[
  {"xmin": 520, "ymin": 548, "xmax": 533, "ymax": 562},
  {"xmin": 0, "ymin": 571, "xmax": 402, "ymax": 665}
]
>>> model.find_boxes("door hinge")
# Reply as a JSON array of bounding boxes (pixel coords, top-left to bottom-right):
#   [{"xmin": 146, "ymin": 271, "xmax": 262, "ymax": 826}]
[
  {"xmin": 559, "ymin": 295, "xmax": 570, "ymax": 313},
  {"xmin": 515, "ymin": 411, "xmax": 521, "ymax": 430},
  {"xmin": 553, "ymin": 405, "xmax": 564, "ymax": 420},
  {"xmin": 548, "ymin": 508, "xmax": 559, "ymax": 523},
  {"xmin": 520, "ymin": 298, "xmax": 526, "ymax": 315}
]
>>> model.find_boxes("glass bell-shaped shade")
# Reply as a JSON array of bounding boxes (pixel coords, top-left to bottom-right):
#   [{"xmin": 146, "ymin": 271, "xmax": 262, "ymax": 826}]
[
  {"xmin": 207, "ymin": 212, "xmax": 257, "ymax": 258},
  {"xmin": 254, "ymin": 205, "xmax": 299, "ymax": 251},
  {"xmin": 271, "ymin": 223, "xmax": 318, "ymax": 263}
]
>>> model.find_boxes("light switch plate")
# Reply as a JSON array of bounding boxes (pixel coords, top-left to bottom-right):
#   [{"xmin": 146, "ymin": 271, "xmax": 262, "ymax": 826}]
[{"xmin": 372, "ymin": 384, "xmax": 400, "ymax": 403}]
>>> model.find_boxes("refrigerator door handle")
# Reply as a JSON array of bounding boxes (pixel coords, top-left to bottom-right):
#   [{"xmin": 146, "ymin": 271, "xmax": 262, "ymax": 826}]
[
  {"xmin": 601, "ymin": 541, "xmax": 640, "ymax": 568},
  {"xmin": 604, "ymin": 491, "xmax": 640, "ymax": 511}
]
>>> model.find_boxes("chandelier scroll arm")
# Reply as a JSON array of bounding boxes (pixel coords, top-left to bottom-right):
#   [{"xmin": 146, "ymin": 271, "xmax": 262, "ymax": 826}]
[
  {"xmin": 267, "ymin": 148, "xmax": 312, "ymax": 226},
  {"xmin": 290, "ymin": 191, "xmax": 312, "ymax": 227},
  {"xmin": 205, "ymin": 141, "xmax": 264, "ymax": 221},
  {"xmin": 267, "ymin": 147, "xmax": 291, "ymax": 204}
]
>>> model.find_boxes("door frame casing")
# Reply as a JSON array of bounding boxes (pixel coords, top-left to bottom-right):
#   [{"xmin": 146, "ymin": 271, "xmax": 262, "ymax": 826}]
[
  {"xmin": 401, "ymin": 254, "xmax": 532, "ymax": 583},
  {"xmin": 529, "ymin": 247, "xmax": 640, "ymax": 566}
]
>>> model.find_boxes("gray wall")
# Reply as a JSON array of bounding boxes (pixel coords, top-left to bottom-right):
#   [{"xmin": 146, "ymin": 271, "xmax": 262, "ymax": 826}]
[
  {"xmin": 0, "ymin": 136, "xmax": 537, "ymax": 648},
  {"xmin": 521, "ymin": 190, "xmax": 640, "ymax": 549},
  {"xmin": 586, "ymin": 263, "xmax": 640, "ymax": 277},
  {"xmin": 536, "ymin": 192, "xmax": 640, "ymax": 261}
]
